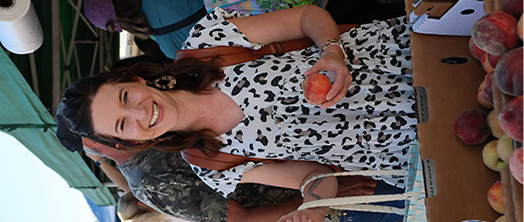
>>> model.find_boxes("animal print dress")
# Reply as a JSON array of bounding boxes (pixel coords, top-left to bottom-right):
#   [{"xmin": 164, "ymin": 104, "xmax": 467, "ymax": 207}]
[{"xmin": 182, "ymin": 7, "xmax": 417, "ymax": 197}]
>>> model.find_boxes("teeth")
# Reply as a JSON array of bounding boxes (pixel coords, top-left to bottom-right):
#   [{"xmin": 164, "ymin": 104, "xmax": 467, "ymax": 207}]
[{"xmin": 150, "ymin": 103, "xmax": 159, "ymax": 127}]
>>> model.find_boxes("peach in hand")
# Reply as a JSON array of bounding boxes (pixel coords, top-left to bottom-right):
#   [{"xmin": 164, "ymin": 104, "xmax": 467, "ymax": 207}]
[
  {"xmin": 487, "ymin": 181, "xmax": 505, "ymax": 214},
  {"xmin": 454, "ymin": 109, "xmax": 491, "ymax": 145},
  {"xmin": 509, "ymin": 147, "xmax": 523, "ymax": 184},
  {"xmin": 472, "ymin": 11, "xmax": 519, "ymax": 56},
  {"xmin": 494, "ymin": 47, "xmax": 523, "ymax": 97},
  {"xmin": 498, "ymin": 95, "xmax": 523, "ymax": 142},
  {"xmin": 302, "ymin": 73, "xmax": 332, "ymax": 105}
]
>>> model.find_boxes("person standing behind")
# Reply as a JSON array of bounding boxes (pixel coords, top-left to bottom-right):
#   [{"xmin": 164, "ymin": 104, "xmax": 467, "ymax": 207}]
[{"xmin": 84, "ymin": 0, "xmax": 205, "ymax": 59}]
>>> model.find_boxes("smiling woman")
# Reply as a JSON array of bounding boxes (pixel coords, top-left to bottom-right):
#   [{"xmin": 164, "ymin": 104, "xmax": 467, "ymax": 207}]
[{"xmin": 59, "ymin": 5, "xmax": 417, "ymax": 222}]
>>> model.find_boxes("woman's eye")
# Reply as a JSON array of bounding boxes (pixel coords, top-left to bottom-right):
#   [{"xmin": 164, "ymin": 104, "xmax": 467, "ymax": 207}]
[
  {"xmin": 120, "ymin": 118, "xmax": 126, "ymax": 131},
  {"xmin": 123, "ymin": 92, "xmax": 128, "ymax": 104}
]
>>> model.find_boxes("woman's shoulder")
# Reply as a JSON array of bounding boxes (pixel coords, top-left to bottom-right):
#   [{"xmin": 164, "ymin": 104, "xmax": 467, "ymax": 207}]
[{"xmin": 182, "ymin": 7, "xmax": 262, "ymax": 50}]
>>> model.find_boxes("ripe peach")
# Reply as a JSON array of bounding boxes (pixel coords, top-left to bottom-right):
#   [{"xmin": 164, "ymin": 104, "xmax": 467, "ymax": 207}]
[
  {"xmin": 455, "ymin": 109, "xmax": 491, "ymax": 145},
  {"xmin": 494, "ymin": 47, "xmax": 523, "ymax": 97},
  {"xmin": 498, "ymin": 95, "xmax": 523, "ymax": 142},
  {"xmin": 495, "ymin": 215, "xmax": 507, "ymax": 222},
  {"xmin": 497, "ymin": 134, "xmax": 514, "ymax": 163},
  {"xmin": 509, "ymin": 147, "xmax": 523, "ymax": 184},
  {"xmin": 478, "ymin": 71, "xmax": 494, "ymax": 109},
  {"xmin": 502, "ymin": 0, "xmax": 523, "ymax": 17},
  {"xmin": 518, "ymin": 14, "xmax": 523, "ymax": 40},
  {"xmin": 481, "ymin": 54, "xmax": 495, "ymax": 73},
  {"xmin": 469, "ymin": 38, "xmax": 486, "ymax": 60},
  {"xmin": 302, "ymin": 73, "xmax": 332, "ymax": 105},
  {"xmin": 483, "ymin": 139, "xmax": 509, "ymax": 172},
  {"xmin": 472, "ymin": 11, "xmax": 519, "ymax": 56},
  {"xmin": 488, "ymin": 53, "xmax": 504, "ymax": 69},
  {"xmin": 488, "ymin": 110, "xmax": 505, "ymax": 138},
  {"xmin": 487, "ymin": 181, "xmax": 505, "ymax": 214}
]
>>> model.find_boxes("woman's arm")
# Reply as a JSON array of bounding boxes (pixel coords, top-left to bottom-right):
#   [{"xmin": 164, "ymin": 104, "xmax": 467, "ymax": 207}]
[
  {"xmin": 228, "ymin": 5, "xmax": 351, "ymax": 109},
  {"xmin": 240, "ymin": 161, "xmax": 337, "ymax": 222}
]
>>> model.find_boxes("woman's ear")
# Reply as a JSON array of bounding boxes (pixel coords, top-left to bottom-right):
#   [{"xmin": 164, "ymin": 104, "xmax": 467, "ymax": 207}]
[
  {"xmin": 82, "ymin": 137, "xmax": 100, "ymax": 148},
  {"xmin": 134, "ymin": 76, "xmax": 146, "ymax": 85}
]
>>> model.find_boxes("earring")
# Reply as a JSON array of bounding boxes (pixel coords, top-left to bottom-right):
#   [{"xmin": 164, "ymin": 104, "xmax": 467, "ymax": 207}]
[{"xmin": 147, "ymin": 75, "xmax": 177, "ymax": 90}]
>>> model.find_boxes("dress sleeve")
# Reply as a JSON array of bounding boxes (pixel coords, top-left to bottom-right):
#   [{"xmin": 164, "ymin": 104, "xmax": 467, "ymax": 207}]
[
  {"xmin": 182, "ymin": 7, "xmax": 263, "ymax": 50},
  {"xmin": 190, "ymin": 161, "xmax": 262, "ymax": 198}
]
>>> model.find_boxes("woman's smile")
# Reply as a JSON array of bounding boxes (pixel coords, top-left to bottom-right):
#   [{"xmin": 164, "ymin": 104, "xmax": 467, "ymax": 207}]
[{"xmin": 91, "ymin": 80, "xmax": 179, "ymax": 141}]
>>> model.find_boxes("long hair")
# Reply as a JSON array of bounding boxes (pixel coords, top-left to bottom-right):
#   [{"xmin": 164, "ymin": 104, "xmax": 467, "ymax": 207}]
[
  {"xmin": 60, "ymin": 58, "xmax": 225, "ymax": 155},
  {"xmin": 113, "ymin": 0, "xmax": 152, "ymax": 38}
]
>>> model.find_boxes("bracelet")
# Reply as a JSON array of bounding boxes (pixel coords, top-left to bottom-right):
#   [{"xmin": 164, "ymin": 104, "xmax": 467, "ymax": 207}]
[{"xmin": 320, "ymin": 38, "xmax": 347, "ymax": 59}]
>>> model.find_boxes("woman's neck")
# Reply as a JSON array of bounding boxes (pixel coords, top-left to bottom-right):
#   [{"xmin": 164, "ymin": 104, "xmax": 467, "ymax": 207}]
[
  {"xmin": 166, "ymin": 88, "xmax": 220, "ymax": 133},
  {"xmin": 166, "ymin": 88, "xmax": 244, "ymax": 136}
]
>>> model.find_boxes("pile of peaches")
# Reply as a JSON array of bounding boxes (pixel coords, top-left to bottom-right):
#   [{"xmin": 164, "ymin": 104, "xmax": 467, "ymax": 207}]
[{"xmin": 455, "ymin": 2, "xmax": 522, "ymax": 220}]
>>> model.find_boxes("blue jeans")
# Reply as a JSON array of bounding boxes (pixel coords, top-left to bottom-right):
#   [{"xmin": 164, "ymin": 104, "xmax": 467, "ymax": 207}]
[{"xmin": 339, "ymin": 180, "xmax": 404, "ymax": 222}]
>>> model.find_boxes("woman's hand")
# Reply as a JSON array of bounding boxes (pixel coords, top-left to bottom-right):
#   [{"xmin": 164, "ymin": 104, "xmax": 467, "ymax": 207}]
[
  {"xmin": 277, "ymin": 208, "xmax": 327, "ymax": 222},
  {"xmin": 305, "ymin": 47, "xmax": 351, "ymax": 109}
]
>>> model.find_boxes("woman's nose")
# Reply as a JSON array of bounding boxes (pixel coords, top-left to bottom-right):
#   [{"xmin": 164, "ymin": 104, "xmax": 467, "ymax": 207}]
[{"xmin": 126, "ymin": 106, "xmax": 147, "ymax": 121}]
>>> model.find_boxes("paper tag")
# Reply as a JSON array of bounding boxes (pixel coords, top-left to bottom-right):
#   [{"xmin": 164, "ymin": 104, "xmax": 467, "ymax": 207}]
[{"xmin": 421, "ymin": 159, "xmax": 437, "ymax": 198}]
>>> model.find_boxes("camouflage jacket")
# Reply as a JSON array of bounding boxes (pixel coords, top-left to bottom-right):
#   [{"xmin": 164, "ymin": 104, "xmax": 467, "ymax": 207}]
[{"xmin": 119, "ymin": 148, "xmax": 302, "ymax": 222}]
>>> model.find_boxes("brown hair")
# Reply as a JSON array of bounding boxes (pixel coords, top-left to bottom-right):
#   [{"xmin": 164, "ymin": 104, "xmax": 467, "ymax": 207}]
[{"xmin": 60, "ymin": 57, "xmax": 225, "ymax": 156}]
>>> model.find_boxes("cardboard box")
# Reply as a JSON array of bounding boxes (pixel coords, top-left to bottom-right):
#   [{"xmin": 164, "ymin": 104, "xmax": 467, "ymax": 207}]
[
  {"xmin": 408, "ymin": 0, "xmax": 485, "ymax": 36},
  {"xmin": 405, "ymin": 0, "xmax": 502, "ymax": 221}
]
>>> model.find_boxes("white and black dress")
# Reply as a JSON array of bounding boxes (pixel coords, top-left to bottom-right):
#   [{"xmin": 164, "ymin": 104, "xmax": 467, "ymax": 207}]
[{"xmin": 182, "ymin": 7, "xmax": 417, "ymax": 197}]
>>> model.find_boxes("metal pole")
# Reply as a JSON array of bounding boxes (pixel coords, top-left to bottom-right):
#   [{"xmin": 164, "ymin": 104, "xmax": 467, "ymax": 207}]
[{"xmin": 52, "ymin": 0, "xmax": 60, "ymax": 117}]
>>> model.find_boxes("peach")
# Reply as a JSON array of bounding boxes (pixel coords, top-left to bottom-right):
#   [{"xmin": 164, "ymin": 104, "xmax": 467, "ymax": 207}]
[
  {"xmin": 494, "ymin": 47, "xmax": 523, "ymax": 97},
  {"xmin": 498, "ymin": 95, "xmax": 523, "ymax": 142},
  {"xmin": 469, "ymin": 38, "xmax": 486, "ymax": 60},
  {"xmin": 497, "ymin": 134, "xmax": 514, "ymax": 163},
  {"xmin": 495, "ymin": 215, "xmax": 507, "ymax": 222},
  {"xmin": 510, "ymin": 147, "xmax": 523, "ymax": 184},
  {"xmin": 488, "ymin": 53, "xmax": 504, "ymax": 69},
  {"xmin": 502, "ymin": 0, "xmax": 523, "ymax": 17},
  {"xmin": 483, "ymin": 139, "xmax": 509, "ymax": 172},
  {"xmin": 302, "ymin": 73, "xmax": 332, "ymax": 105},
  {"xmin": 487, "ymin": 181, "xmax": 505, "ymax": 214},
  {"xmin": 455, "ymin": 109, "xmax": 491, "ymax": 145},
  {"xmin": 481, "ymin": 54, "xmax": 495, "ymax": 73},
  {"xmin": 488, "ymin": 109, "xmax": 505, "ymax": 138},
  {"xmin": 518, "ymin": 14, "xmax": 523, "ymax": 40},
  {"xmin": 477, "ymin": 71, "xmax": 494, "ymax": 109},
  {"xmin": 471, "ymin": 11, "xmax": 519, "ymax": 55}
]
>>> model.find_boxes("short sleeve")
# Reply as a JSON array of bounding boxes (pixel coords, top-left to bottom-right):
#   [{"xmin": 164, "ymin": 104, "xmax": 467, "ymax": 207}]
[
  {"xmin": 190, "ymin": 161, "xmax": 261, "ymax": 198},
  {"xmin": 182, "ymin": 7, "xmax": 263, "ymax": 50}
]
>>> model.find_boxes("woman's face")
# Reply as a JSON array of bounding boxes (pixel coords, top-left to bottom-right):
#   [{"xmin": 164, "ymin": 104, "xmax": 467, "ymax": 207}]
[{"xmin": 90, "ymin": 78, "xmax": 178, "ymax": 142}]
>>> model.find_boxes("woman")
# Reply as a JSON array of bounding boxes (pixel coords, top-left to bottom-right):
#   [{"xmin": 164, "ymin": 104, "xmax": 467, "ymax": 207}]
[{"xmin": 62, "ymin": 5, "xmax": 416, "ymax": 221}]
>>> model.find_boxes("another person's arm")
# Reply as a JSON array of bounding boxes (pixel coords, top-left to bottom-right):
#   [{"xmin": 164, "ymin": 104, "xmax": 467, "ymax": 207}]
[
  {"xmin": 85, "ymin": 152, "xmax": 131, "ymax": 193},
  {"xmin": 228, "ymin": 5, "xmax": 351, "ymax": 109}
]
